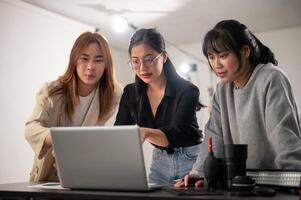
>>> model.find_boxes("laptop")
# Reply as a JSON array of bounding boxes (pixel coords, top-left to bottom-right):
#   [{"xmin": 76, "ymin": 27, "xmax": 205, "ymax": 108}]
[{"xmin": 50, "ymin": 125, "xmax": 160, "ymax": 191}]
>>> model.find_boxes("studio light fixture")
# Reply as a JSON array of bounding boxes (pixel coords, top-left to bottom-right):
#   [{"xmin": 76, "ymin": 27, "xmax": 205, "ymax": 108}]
[
  {"xmin": 180, "ymin": 63, "xmax": 191, "ymax": 74},
  {"xmin": 113, "ymin": 16, "xmax": 128, "ymax": 32}
]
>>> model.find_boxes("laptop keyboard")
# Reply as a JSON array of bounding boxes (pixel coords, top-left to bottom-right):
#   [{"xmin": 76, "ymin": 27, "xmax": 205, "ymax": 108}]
[{"xmin": 165, "ymin": 187, "xmax": 224, "ymax": 196}]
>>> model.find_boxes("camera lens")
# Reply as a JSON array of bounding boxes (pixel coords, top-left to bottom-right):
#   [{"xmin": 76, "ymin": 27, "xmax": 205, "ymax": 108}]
[{"xmin": 222, "ymin": 144, "xmax": 248, "ymax": 190}]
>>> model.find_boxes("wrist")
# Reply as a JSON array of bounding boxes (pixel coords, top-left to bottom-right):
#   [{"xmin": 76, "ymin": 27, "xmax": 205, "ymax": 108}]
[{"xmin": 144, "ymin": 128, "xmax": 151, "ymax": 139}]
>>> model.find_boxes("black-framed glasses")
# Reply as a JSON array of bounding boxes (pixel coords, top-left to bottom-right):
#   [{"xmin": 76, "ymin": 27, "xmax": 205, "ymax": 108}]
[{"xmin": 128, "ymin": 53, "xmax": 163, "ymax": 69}]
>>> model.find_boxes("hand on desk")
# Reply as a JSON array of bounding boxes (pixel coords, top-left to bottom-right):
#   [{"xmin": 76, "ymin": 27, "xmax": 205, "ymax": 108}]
[
  {"xmin": 174, "ymin": 174, "xmax": 204, "ymax": 188},
  {"xmin": 53, "ymin": 161, "xmax": 57, "ymax": 170},
  {"xmin": 51, "ymin": 150, "xmax": 58, "ymax": 170}
]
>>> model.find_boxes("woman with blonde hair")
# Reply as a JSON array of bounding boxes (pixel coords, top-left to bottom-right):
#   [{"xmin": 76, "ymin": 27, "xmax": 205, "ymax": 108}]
[{"xmin": 25, "ymin": 32, "xmax": 122, "ymax": 182}]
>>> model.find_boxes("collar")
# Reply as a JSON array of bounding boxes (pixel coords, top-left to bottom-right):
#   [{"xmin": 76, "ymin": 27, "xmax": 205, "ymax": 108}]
[{"xmin": 135, "ymin": 78, "xmax": 177, "ymax": 102}]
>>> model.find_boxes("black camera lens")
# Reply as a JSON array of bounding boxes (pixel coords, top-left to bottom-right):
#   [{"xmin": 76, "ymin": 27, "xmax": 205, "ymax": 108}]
[{"xmin": 221, "ymin": 144, "xmax": 248, "ymax": 190}]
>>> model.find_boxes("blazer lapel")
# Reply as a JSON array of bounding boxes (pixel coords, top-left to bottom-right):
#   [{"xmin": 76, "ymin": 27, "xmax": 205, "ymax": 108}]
[{"xmin": 82, "ymin": 87, "xmax": 99, "ymax": 126}]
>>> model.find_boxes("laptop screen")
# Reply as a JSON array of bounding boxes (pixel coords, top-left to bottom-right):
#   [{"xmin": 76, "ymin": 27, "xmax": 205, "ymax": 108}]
[{"xmin": 51, "ymin": 125, "xmax": 154, "ymax": 191}]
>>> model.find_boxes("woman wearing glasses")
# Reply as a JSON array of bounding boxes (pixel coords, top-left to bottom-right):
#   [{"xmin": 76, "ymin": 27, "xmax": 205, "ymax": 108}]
[{"xmin": 115, "ymin": 28, "xmax": 203, "ymax": 185}]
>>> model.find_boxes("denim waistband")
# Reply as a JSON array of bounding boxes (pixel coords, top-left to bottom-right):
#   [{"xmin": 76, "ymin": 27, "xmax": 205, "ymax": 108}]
[{"xmin": 155, "ymin": 142, "xmax": 201, "ymax": 155}]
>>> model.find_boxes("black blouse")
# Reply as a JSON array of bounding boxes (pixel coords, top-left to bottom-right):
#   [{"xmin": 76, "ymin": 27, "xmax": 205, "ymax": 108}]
[{"xmin": 114, "ymin": 77, "xmax": 202, "ymax": 154}]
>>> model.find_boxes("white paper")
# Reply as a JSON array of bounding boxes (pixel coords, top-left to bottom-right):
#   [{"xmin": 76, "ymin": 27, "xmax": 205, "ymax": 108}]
[{"xmin": 28, "ymin": 182, "xmax": 68, "ymax": 190}]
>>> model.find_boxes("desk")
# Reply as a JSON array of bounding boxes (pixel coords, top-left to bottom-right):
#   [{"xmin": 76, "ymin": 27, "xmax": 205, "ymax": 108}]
[{"xmin": 0, "ymin": 182, "xmax": 299, "ymax": 200}]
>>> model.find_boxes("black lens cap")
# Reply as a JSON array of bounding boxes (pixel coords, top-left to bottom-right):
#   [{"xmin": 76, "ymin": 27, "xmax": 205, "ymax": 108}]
[{"xmin": 231, "ymin": 175, "xmax": 255, "ymax": 191}]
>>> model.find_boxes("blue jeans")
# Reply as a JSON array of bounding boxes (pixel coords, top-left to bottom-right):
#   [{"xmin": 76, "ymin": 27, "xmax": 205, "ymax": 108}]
[{"xmin": 148, "ymin": 144, "xmax": 201, "ymax": 185}]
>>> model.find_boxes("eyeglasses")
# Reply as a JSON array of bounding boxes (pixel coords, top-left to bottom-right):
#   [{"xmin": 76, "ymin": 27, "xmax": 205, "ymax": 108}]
[{"xmin": 128, "ymin": 53, "xmax": 163, "ymax": 69}]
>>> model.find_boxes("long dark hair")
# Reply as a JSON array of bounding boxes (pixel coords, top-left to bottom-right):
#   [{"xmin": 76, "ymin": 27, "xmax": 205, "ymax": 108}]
[
  {"xmin": 128, "ymin": 28, "xmax": 203, "ymax": 110},
  {"xmin": 202, "ymin": 19, "xmax": 278, "ymax": 67},
  {"xmin": 128, "ymin": 28, "xmax": 182, "ymax": 96}
]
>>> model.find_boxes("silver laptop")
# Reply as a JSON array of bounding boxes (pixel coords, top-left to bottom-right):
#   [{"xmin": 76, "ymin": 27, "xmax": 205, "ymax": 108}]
[{"xmin": 50, "ymin": 125, "xmax": 160, "ymax": 191}]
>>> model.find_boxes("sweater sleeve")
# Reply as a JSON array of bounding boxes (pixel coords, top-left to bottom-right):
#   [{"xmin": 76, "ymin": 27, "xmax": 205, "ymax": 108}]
[
  {"xmin": 190, "ymin": 90, "xmax": 224, "ymax": 176},
  {"xmin": 24, "ymin": 84, "xmax": 52, "ymax": 159},
  {"xmin": 264, "ymin": 71, "xmax": 301, "ymax": 169},
  {"xmin": 159, "ymin": 86, "xmax": 202, "ymax": 149}
]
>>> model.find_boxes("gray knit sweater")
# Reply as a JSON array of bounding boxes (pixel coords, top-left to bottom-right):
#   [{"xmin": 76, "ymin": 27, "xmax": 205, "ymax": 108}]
[{"xmin": 191, "ymin": 63, "xmax": 301, "ymax": 176}]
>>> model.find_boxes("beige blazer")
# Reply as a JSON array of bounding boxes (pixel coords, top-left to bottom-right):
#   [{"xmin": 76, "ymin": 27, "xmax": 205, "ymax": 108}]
[{"xmin": 25, "ymin": 81, "xmax": 122, "ymax": 182}]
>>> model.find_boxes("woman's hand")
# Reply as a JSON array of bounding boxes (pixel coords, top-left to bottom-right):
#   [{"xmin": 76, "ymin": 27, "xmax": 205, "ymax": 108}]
[
  {"xmin": 174, "ymin": 174, "xmax": 204, "ymax": 188},
  {"xmin": 52, "ymin": 150, "xmax": 57, "ymax": 169},
  {"xmin": 139, "ymin": 127, "xmax": 169, "ymax": 147},
  {"xmin": 44, "ymin": 133, "xmax": 53, "ymax": 146}
]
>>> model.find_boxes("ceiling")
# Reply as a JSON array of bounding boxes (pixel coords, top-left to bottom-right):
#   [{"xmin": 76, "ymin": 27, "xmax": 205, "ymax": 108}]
[{"xmin": 22, "ymin": 0, "xmax": 301, "ymax": 56}]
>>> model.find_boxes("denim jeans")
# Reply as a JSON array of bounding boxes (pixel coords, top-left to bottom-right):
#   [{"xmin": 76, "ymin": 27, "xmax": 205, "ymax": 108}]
[{"xmin": 148, "ymin": 144, "xmax": 201, "ymax": 185}]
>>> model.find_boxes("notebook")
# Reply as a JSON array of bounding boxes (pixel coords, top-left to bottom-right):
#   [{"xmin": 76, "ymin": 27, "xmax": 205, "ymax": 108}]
[{"xmin": 50, "ymin": 125, "xmax": 160, "ymax": 191}]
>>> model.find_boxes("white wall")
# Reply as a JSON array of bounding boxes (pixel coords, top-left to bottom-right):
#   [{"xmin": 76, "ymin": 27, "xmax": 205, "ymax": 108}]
[{"xmin": 0, "ymin": 0, "xmax": 95, "ymax": 183}]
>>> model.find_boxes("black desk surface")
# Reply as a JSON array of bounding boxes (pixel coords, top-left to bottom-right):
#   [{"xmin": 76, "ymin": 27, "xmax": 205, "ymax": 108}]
[{"xmin": 0, "ymin": 182, "xmax": 300, "ymax": 200}]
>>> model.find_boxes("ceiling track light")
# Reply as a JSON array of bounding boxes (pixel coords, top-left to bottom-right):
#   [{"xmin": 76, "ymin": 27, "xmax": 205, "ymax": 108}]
[{"xmin": 113, "ymin": 16, "xmax": 128, "ymax": 33}]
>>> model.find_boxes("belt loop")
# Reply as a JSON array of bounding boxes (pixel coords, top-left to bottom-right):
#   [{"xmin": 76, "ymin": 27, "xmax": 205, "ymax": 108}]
[
  {"xmin": 179, "ymin": 146, "xmax": 183, "ymax": 154},
  {"xmin": 166, "ymin": 148, "xmax": 175, "ymax": 154}
]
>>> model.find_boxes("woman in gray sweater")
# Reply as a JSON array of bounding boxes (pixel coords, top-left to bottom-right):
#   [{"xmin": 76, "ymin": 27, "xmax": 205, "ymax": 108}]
[{"xmin": 176, "ymin": 19, "xmax": 301, "ymax": 187}]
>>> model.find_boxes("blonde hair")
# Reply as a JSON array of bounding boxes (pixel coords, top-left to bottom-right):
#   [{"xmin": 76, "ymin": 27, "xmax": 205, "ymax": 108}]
[{"xmin": 49, "ymin": 32, "xmax": 117, "ymax": 121}]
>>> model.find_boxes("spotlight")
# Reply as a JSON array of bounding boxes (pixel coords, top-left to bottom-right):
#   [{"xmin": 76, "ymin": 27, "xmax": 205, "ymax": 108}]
[
  {"xmin": 113, "ymin": 16, "xmax": 128, "ymax": 33},
  {"xmin": 180, "ymin": 63, "xmax": 191, "ymax": 74}
]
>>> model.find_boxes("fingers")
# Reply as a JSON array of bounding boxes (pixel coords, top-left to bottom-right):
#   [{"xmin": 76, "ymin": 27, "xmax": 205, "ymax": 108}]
[
  {"xmin": 184, "ymin": 175, "xmax": 190, "ymax": 187},
  {"xmin": 52, "ymin": 151, "xmax": 57, "ymax": 170},
  {"xmin": 44, "ymin": 134, "xmax": 53, "ymax": 146},
  {"xmin": 174, "ymin": 180, "xmax": 185, "ymax": 188},
  {"xmin": 174, "ymin": 175, "xmax": 204, "ymax": 188},
  {"xmin": 53, "ymin": 162, "xmax": 57, "ymax": 169},
  {"xmin": 195, "ymin": 180, "xmax": 204, "ymax": 187}
]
